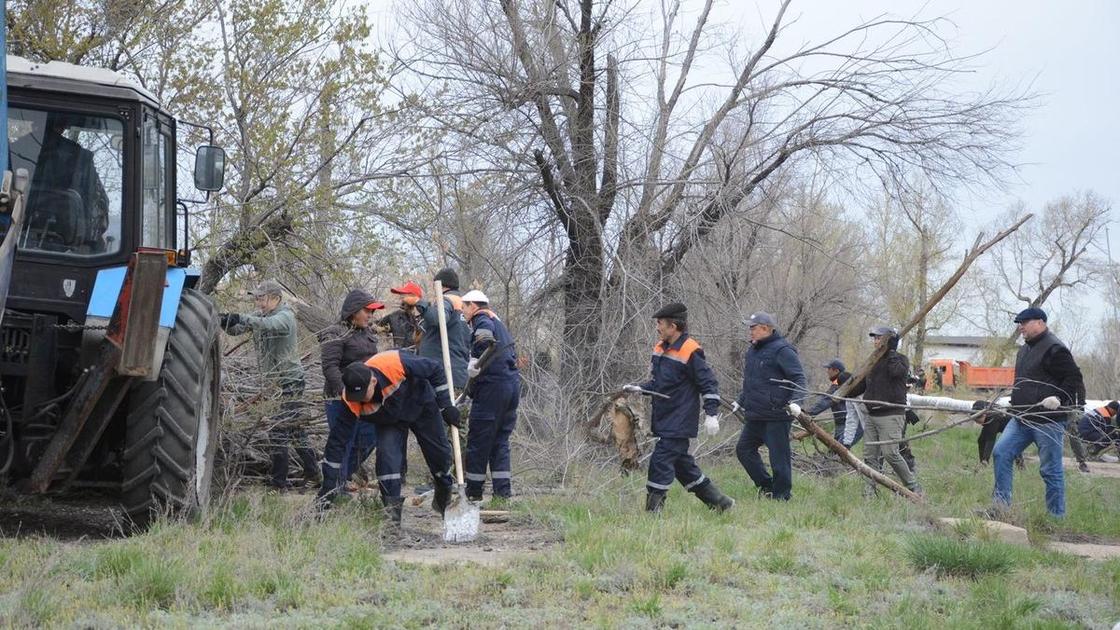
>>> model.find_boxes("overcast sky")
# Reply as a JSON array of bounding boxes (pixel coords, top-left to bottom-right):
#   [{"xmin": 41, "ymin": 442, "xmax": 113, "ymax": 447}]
[{"xmin": 758, "ymin": 0, "xmax": 1120, "ymax": 233}]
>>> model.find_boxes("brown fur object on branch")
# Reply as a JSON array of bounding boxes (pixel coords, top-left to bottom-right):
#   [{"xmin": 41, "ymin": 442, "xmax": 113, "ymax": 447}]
[{"xmin": 589, "ymin": 392, "xmax": 643, "ymax": 472}]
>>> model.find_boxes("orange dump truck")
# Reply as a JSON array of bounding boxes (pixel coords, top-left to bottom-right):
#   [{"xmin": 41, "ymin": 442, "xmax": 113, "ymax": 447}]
[{"xmin": 928, "ymin": 359, "xmax": 1014, "ymax": 391}]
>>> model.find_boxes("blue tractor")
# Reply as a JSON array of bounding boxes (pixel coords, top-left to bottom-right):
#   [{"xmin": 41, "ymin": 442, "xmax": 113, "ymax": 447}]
[{"xmin": 0, "ymin": 44, "xmax": 228, "ymax": 527}]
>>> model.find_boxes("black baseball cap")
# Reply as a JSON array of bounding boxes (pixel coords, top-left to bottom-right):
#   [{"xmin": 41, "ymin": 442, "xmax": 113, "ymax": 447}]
[{"xmin": 342, "ymin": 363, "xmax": 375, "ymax": 401}]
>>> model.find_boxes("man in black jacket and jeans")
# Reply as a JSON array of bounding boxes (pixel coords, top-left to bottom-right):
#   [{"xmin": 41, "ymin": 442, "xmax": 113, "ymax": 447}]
[
  {"xmin": 990, "ymin": 307, "xmax": 1084, "ymax": 517},
  {"xmin": 849, "ymin": 326, "xmax": 921, "ymax": 496}
]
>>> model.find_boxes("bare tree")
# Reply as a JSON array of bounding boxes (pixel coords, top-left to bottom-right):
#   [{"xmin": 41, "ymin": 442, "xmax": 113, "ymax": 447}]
[{"xmin": 984, "ymin": 191, "xmax": 1112, "ymax": 348}]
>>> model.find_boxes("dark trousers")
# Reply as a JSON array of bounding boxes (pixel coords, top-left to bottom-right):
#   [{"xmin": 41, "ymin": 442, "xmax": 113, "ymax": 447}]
[
  {"xmin": 269, "ymin": 386, "xmax": 319, "ymax": 487},
  {"xmin": 465, "ymin": 379, "xmax": 519, "ymax": 498},
  {"xmin": 372, "ymin": 401, "xmax": 454, "ymax": 501},
  {"xmin": 318, "ymin": 401, "xmax": 378, "ymax": 500},
  {"xmin": 646, "ymin": 437, "xmax": 708, "ymax": 493},
  {"xmin": 736, "ymin": 420, "xmax": 793, "ymax": 500}
]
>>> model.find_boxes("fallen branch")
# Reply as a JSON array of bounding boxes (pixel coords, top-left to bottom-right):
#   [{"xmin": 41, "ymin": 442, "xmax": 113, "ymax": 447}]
[{"xmin": 789, "ymin": 408, "xmax": 923, "ymax": 503}]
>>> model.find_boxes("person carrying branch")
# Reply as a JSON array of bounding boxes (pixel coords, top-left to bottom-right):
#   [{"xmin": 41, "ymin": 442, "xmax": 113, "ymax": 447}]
[
  {"xmin": 624, "ymin": 302, "xmax": 734, "ymax": 513},
  {"xmin": 989, "ymin": 307, "xmax": 1084, "ymax": 518},
  {"xmin": 220, "ymin": 280, "xmax": 321, "ymax": 491},
  {"xmin": 340, "ymin": 351, "xmax": 461, "ymax": 526},
  {"xmin": 732, "ymin": 312, "xmax": 806, "ymax": 501},
  {"xmin": 848, "ymin": 326, "xmax": 922, "ymax": 497},
  {"xmin": 459, "ymin": 290, "xmax": 520, "ymax": 502},
  {"xmin": 807, "ymin": 359, "xmax": 862, "ymax": 445}
]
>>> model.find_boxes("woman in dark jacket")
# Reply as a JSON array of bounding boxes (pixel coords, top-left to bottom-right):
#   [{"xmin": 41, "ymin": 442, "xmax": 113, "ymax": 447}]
[{"xmin": 316, "ymin": 289, "xmax": 383, "ymax": 503}]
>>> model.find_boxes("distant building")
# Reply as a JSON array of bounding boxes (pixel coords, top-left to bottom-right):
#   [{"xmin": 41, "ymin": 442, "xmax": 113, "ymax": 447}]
[{"xmin": 922, "ymin": 335, "xmax": 1008, "ymax": 365}]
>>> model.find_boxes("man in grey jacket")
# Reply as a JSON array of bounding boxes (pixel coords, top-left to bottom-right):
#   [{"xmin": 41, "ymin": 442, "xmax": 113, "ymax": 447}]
[{"xmin": 221, "ymin": 280, "xmax": 321, "ymax": 490}]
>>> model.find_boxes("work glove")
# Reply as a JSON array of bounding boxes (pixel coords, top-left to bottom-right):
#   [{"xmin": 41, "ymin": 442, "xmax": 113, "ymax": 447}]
[
  {"xmin": 971, "ymin": 400, "xmax": 988, "ymax": 411},
  {"xmin": 441, "ymin": 406, "xmax": 462, "ymax": 429},
  {"xmin": 1041, "ymin": 396, "xmax": 1061, "ymax": 411},
  {"xmin": 622, "ymin": 384, "xmax": 643, "ymax": 394},
  {"xmin": 467, "ymin": 357, "xmax": 481, "ymax": 379},
  {"xmin": 219, "ymin": 313, "xmax": 241, "ymax": 329},
  {"xmin": 787, "ymin": 403, "xmax": 802, "ymax": 417},
  {"xmin": 703, "ymin": 414, "xmax": 720, "ymax": 436}
]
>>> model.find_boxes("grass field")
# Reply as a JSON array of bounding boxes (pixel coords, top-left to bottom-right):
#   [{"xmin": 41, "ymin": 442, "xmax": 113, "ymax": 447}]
[{"xmin": 1, "ymin": 426, "xmax": 1118, "ymax": 628}]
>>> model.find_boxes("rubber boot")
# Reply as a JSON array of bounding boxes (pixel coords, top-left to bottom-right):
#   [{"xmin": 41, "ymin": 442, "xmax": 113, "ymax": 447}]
[
  {"xmin": 297, "ymin": 447, "xmax": 323, "ymax": 486},
  {"xmin": 383, "ymin": 496, "xmax": 404, "ymax": 527},
  {"xmin": 645, "ymin": 490, "xmax": 666, "ymax": 513},
  {"xmin": 693, "ymin": 481, "xmax": 734, "ymax": 513},
  {"xmin": 433, "ymin": 482, "xmax": 452, "ymax": 516}
]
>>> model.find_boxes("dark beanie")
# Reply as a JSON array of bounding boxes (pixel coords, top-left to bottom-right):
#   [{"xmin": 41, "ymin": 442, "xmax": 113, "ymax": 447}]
[{"xmin": 433, "ymin": 268, "xmax": 459, "ymax": 290}]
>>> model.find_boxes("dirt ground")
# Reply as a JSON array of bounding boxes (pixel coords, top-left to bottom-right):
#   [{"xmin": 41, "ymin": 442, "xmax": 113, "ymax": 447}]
[
  {"xmin": 378, "ymin": 489, "xmax": 561, "ymax": 566},
  {"xmin": 0, "ymin": 493, "xmax": 129, "ymax": 540}
]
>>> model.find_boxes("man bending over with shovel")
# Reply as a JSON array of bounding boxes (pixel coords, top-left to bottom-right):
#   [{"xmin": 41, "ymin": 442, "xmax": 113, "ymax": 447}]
[
  {"xmin": 341, "ymin": 351, "xmax": 462, "ymax": 527},
  {"xmin": 624, "ymin": 302, "xmax": 735, "ymax": 514}
]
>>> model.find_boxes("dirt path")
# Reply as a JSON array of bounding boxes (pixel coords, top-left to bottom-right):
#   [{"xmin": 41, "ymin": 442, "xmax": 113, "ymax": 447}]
[{"xmin": 379, "ymin": 493, "xmax": 561, "ymax": 566}]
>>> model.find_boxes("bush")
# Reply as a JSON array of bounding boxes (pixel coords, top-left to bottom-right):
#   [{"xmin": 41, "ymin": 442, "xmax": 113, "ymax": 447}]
[{"xmin": 905, "ymin": 536, "xmax": 1017, "ymax": 579}]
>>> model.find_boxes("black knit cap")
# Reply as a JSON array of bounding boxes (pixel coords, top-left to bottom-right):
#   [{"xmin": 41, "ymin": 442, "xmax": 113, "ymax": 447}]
[
  {"xmin": 433, "ymin": 268, "xmax": 459, "ymax": 290},
  {"xmin": 652, "ymin": 302, "xmax": 687, "ymax": 320}
]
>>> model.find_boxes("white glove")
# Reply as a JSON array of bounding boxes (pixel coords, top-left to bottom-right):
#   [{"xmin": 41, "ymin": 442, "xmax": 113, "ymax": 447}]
[
  {"xmin": 787, "ymin": 403, "xmax": 802, "ymax": 417},
  {"xmin": 622, "ymin": 384, "xmax": 643, "ymax": 394},
  {"xmin": 467, "ymin": 358, "xmax": 481, "ymax": 379},
  {"xmin": 1040, "ymin": 396, "xmax": 1061, "ymax": 410},
  {"xmin": 703, "ymin": 414, "xmax": 720, "ymax": 436},
  {"xmin": 730, "ymin": 401, "xmax": 741, "ymax": 414}
]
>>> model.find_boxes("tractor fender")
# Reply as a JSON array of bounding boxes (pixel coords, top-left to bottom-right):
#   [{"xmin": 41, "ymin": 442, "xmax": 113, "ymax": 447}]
[{"xmin": 81, "ymin": 266, "xmax": 189, "ymax": 380}]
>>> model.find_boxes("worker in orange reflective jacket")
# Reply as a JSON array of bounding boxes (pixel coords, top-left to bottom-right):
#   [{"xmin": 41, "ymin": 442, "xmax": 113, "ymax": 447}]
[
  {"xmin": 341, "ymin": 350, "xmax": 462, "ymax": 526},
  {"xmin": 624, "ymin": 302, "xmax": 734, "ymax": 514}
]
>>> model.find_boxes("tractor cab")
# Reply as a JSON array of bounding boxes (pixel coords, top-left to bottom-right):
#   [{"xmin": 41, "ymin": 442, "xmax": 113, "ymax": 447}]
[{"xmin": 0, "ymin": 56, "xmax": 225, "ymax": 526}]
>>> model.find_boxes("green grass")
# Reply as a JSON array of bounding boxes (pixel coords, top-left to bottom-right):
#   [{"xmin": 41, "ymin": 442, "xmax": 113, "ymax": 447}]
[
  {"xmin": 904, "ymin": 535, "xmax": 1019, "ymax": 578},
  {"xmin": 0, "ymin": 423, "xmax": 1117, "ymax": 626}
]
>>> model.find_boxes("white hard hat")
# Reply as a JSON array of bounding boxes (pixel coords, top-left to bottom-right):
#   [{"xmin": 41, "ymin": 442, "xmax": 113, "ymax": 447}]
[{"xmin": 461, "ymin": 289, "xmax": 490, "ymax": 304}]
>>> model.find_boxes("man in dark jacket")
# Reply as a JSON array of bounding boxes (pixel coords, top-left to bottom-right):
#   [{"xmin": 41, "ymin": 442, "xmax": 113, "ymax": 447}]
[
  {"xmin": 316, "ymin": 289, "xmax": 383, "ymax": 504},
  {"xmin": 807, "ymin": 359, "xmax": 861, "ymax": 444},
  {"xmin": 460, "ymin": 290, "xmax": 520, "ymax": 501},
  {"xmin": 396, "ymin": 269, "xmax": 471, "ymax": 390},
  {"xmin": 341, "ymin": 351, "xmax": 462, "ymax": 526},
  {"xmin": 991, "ymin": 307, "xmax": 1085, "ymax": 517},
  {"xmin": 1077, "ymin": 401, "xmax": 1119, "ymax": 457},
  {"xmin": 849, "ymin": 326, "xmax": 921, "ymax": 496},
  {"xmin": 732, "ymin": 312, "xmax": 806, "ymax": 501},
  {"xmin": 624, "ymin": 302, "xmax": 734, "ymax": 513}
]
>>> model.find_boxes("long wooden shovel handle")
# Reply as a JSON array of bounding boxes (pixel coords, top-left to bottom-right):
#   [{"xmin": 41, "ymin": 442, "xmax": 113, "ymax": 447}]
[{"xmin": 433, "ymin": 279, "xmax": 465, "ymax": 485}]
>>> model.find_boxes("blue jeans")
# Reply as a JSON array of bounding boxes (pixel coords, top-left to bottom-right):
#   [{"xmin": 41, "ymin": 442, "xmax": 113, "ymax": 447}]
[
  {"xmin": 992, "ymin": 418, "xmax": 1066, "ymax": 517},
  {"xmin": 318, "ymin": 401, "xmax": 378, "ymax": 500},
  {"xmin": 736, "ymin": 420, "xmax": 793, "ymax": 500}
]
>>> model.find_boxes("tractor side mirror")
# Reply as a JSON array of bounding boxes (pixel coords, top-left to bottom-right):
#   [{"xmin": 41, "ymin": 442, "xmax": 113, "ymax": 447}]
[{"xmin": 193, "ymin": 145, "xmax": 226, "ymax": 192}]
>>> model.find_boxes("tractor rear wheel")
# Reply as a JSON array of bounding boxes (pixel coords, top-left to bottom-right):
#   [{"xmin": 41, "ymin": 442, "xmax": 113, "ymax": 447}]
[{"xmin": 121, "ymin": 288, "xmax": 220, "ymax": 527}]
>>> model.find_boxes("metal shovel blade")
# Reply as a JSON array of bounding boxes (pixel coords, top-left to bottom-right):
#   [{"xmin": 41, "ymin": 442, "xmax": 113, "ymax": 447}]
[{"xmin": 442, "ymin": 489, "xmax": 481, "ymax": 543}]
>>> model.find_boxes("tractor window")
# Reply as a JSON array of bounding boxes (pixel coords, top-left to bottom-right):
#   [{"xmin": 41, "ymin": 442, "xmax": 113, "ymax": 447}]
[
  {"xmin": 8, "ymin": 107, "xmax": 123, "ymax": 256},
  {"xmin": 141, "ymin": 113, "xmax": 173, "ymax": 249}
]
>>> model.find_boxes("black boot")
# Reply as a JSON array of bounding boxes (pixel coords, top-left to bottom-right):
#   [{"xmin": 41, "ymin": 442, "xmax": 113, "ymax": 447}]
[
  {"xmin": 645, "ymin": 491, "xmax": 666, "ymax": 513},
  {"xmin": 693, "ymin": 481, "xmax": 734, "ymax": 513},
  {"xmin": 383, "ymin": 496, "xmax": 404, "ymax": 527},
  {"xmin": 433, "ymin": 483, "xmax": 452, "ymax": 516}
]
